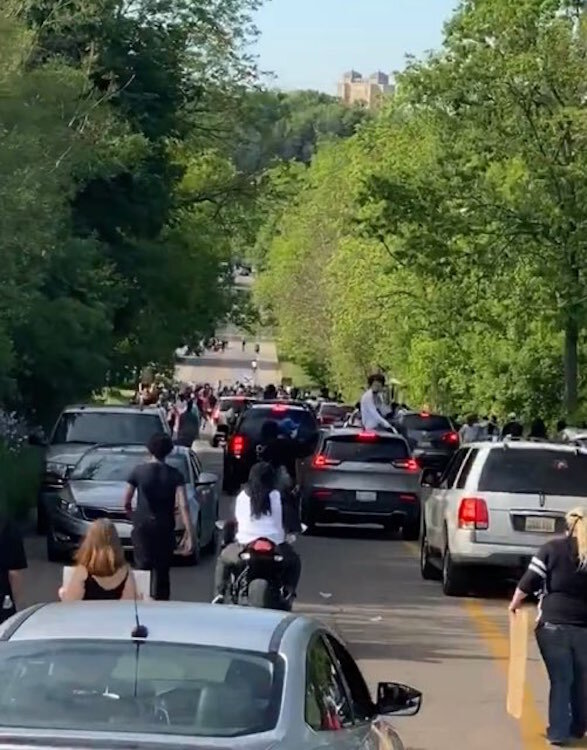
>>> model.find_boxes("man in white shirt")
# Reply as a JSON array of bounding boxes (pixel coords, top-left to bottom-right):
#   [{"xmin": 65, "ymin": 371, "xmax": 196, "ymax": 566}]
[{"xmin": 360, "ymin": 374, "xmax": 393, "ymax": 431}]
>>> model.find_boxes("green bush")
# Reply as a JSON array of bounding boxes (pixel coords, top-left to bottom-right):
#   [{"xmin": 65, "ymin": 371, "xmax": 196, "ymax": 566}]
[{"xmin": 0, "ymin": 443, "xmax": 42, "ymax": 520}]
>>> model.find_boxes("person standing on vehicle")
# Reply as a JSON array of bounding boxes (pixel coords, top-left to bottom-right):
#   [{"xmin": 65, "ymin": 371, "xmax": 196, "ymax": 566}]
[
  {"xmin": 213, "ymin": 462, "xmax": 301, "ymax": 603},
  {"xmin": 459, "ymin": 414, "xmax": 481, "ymax": 444},
  {"xmin": 0, "ymin": 513, "xmax": 26, "ymax": 623},
  {"xmin": 509, "ymin": 507, "xmax": 587, "ymax": 746},
  {"xmin": 123, "ymin": 433, "xmax": 193, "ymax": 601},
  {"xmin": 360, "ymin": 374, "xmax": 393, "ymax": 431}
]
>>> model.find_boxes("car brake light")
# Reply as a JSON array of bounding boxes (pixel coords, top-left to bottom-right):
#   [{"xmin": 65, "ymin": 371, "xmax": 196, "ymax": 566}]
[
  {"xmin": 442, "ymin": 431, "xmax": 459, "ymax": 445},
  {"xmin": 312, "ymin": 454, "xmax": 341, "ymax": 469},
  {"xmin": 271, "ymin": 404, "xmax": 288, "ymax": 413},
  {"xmin": 420, "ymin": 411, "xmax": 430, "ymax": 418},
  {"xmin": 458, "ymin": 497, "xmax": 489, "ymax": 530},
  {"xmin": 229, "ymin": 435, "xmax": 246, "ymax": 458},
  {"xmin": 393, "ymin": 458, "xmax": 420, "ymax": 472},
  {"xmin": 357, "ymin": 431, "xmax": 378, "ymax": 441},
  {"xmin": 312, "ymin": 489, "xmax": 332, "ymax": 499},
  {"xmin": 250, "ymin": 539, "xmax": 275, "ymax": 552}
]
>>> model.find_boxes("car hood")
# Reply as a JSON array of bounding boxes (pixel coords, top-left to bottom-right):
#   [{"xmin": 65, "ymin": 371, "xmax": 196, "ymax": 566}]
[
  {"xmin": 45, "ymin": 443, "xmax": 94, "ymax": 466},
  {"xmin": 69, "ymin": 481, "xmax": 126, "ymax": 510}
]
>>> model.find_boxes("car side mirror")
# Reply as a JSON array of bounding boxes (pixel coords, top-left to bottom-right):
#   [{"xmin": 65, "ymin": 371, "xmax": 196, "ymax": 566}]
[
  {"xmin": 376, "ymin": 682, "xmax": 422, "ymax": 717},
  {"xmin": 197, "ymin": 472, "xmax": 218, "ymax": 487}
]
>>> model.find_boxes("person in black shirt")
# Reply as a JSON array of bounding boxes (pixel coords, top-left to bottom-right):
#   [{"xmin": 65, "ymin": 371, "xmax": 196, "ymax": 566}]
[
  {"xmin": 124, "ymin": 434, "xmax": 193, "ymax": 601},
  {"xmin": 510, "ymin": 507, "xmax": 587, "ymax": 746},
  {"xmin": 0, "ymin": 516, "xmax": 27, "ymax": 623}
]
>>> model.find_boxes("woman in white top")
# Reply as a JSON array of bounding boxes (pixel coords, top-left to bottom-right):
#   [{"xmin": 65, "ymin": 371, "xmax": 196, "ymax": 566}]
[{"xmin": 213, "ymin": 462, "xmax": 301, "ymax": 602}]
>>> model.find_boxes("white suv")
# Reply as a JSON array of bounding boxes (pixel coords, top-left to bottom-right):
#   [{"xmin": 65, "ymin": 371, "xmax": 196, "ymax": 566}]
[{"xmin": 420, "ymin": 439, "xmax": 587, "ymax": 596}]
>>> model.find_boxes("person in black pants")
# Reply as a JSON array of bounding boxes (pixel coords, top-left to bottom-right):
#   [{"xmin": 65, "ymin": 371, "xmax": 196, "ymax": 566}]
[
  {"xmin": 0, "ymin": 515, "xmax": 27, "ymax": 623},
  {"xmin": 510, "ymin": 507, "xmax": 587, "ymax": 746},
  {"xmin": 124, "ymin": 433, "xmax": 193, "ymax": 600}
]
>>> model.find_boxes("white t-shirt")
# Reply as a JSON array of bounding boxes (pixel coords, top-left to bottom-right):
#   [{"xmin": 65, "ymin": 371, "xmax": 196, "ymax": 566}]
[
  {"xmin": 360, "ymin": 389, "xmax": 391, "ymax": 431},
  {"xmin": 234, "ymin": 489, "xmax": 285, "ymax": 545}
]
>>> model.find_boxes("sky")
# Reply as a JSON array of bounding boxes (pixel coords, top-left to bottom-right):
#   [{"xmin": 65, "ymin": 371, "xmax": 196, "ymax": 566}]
[{"xmin": 253, "ymin": 0, "xmax": 459, "ymax": 93}]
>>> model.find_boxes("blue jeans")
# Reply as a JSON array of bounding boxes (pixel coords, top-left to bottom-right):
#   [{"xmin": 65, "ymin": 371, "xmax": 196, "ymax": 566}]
[{"xmin": 536, "ymin": 623, "xmax": 587, "ymax": 743}]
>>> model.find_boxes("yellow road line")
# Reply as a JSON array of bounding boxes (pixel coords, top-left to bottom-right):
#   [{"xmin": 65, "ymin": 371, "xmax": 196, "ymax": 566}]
[{"xmin": 464, "ymin": 600, "xmax": 546, "ymax": 749}]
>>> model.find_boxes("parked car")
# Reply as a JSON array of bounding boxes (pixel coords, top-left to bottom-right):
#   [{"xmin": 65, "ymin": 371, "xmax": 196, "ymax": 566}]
[
  {"xmin": 223, "ymin": 402, "xmax": 319, "ymax": 494},
  {"xmin": 315, "ymin": 402, "xmax": 354, "ymax": 428},
  {"xmin": 393, "ymin": 411, "xmax": 459, "ymax": 472},
  {"xmin": 420, "ymin": 439, "xmax": 587, "ymax": 596},
  {"xmin": 300, "ymin": 428, "xmax": 422, "ymax": 539},
  {"xmin": 47, "ymin": 444, "xmax": 218, "ymax": 564},
  {"xmin": 0, "ymin": 601, "xmax": 422, "ymax": 750},
  {"xmin": 33, "ymin": 404, "xmax": 171, "ymax": 534},
  {"xmin": 211, "ymin": 396, "xmax": 256, "ymax": 447}
]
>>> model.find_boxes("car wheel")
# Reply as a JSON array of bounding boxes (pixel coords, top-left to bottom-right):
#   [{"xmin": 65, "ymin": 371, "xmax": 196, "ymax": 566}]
[
  {"xmin": 442, "ymin": 539, "xmax": 467, "ymax": 596},
  {"xmin": 402, "ymin": 518, "xmax": 420, "ymax": 541},
  {"xmin": 420, "ymin": 526, "xmax": 441, "ymax": 581}
]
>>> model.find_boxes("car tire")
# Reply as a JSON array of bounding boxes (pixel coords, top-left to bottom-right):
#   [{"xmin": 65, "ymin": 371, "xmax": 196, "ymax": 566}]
[
  {"xmin": 420, "ymin": 526, "xmax": 441, "ymax": 581},
  {"xmin": 402, "ymin": 518, "xmax": 420, "ymax": 541},
  {"xmin": 442, "ymin": 539, "xmax": 467, "ymax": 596}
]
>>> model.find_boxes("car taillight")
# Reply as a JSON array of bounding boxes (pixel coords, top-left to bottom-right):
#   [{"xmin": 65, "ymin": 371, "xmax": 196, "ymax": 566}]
[
  {"xmin": 251, "ymin": 539, "xmax": 275, "ymax": 552},
  {"xmin": 458, "ymin": 497, "xmax": 489, "ymax": 530},
  {"xmin": 271, "ymin": 405, "xmax": 288, "ymax": 413},
  {"xmin": 357, "ymin": 431, "xmax": 378, "ymax": 441},
  {"xmin": 229, "ymin": 435, "xmax": 246, "ymax": 458},
  {"xmin": 312, "ymin": 489, "xmax": 332, "ymax": 499},
  {"xmin": 442, "ymin": 431, "xmax": 459, "ymax": 445},
  {"xmin": 393, "ymin": 458, "xmax": 420, "ymax": 472},
  {"xmin": 312, "ymin": 454, "xmax": 341, "ymax": 469}
]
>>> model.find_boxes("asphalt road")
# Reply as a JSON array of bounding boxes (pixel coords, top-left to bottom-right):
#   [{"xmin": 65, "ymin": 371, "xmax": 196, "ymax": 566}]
[{"xmin": 19, "ymin": 336, "xmax": 573, "ymax": 750}]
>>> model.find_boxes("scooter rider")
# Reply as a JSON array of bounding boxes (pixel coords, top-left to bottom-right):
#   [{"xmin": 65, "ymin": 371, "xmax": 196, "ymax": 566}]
[{"xmin": 212, "ymin": 462, "xmax": 301, "ymax": 603}]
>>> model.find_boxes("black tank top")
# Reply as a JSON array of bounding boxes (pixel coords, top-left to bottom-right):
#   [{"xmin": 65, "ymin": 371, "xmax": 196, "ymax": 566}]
[{"xmin": 83, "ymin": 572, "xmax": 128, "ymax": 600}]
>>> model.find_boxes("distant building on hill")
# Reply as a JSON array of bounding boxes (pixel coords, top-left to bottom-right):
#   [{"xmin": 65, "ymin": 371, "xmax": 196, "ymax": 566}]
[{"xmin": 337, "ymin": 70, "xmax": 394, "ymax": 108}]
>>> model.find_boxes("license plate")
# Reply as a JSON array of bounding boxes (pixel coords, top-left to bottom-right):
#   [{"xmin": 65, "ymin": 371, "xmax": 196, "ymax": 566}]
[
  {"xmin": 356, "ymin": 491, "xmax": 377, "ymax": 502},
  {"xmin": 525, "ymin": 516, "xmax": 556, "ymax": 533}
]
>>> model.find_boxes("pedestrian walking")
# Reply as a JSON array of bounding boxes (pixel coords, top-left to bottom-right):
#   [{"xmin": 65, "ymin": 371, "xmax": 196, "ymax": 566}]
[
  {"xmin": 123, "ymin": 433, "xmax": 193, "ymax": 601},
  {"xmin": 459, "ymin": 414, "xmax": 482, "ymax": 444},
  {"xmin": 509, "ymin": 507, "xmax": 587, "ymax": 745},
  {"xmin": 0, "ymin": 513, "xmax": 26, "ymax": 623},
  {"xmin": 176, "ymin": 398, "xmax": 200, "ymax": 447},
  {"xmin": 242, "ymin": 338, "xmax": 246, "ymax": 352},
  {"xmin": 58, "ymin": 519, "xmax": 138, "ymax": 601}
]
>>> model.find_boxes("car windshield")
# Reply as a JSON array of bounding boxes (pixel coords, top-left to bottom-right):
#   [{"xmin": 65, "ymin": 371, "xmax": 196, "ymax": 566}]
[
  {"xmin": 478, "ymin": 449, "xmax": 587, "ymax": 495},
  {"xmin": 71, "ymin": 452, "xmax": 189, "ymax": 482},
  {"xmin": 401, "ymin": 414, "xmax": 452, "ymax": 438},
  {"xmin": 51, "ymin": 412, "xmax": 163, "ymax": 446},
  {"xmin": 324, "ymin": 436, "xmax": 408, "ymax": 463},
  {"xmin": 240, "ymin": 408, "xmax": 317, "ymax": 442},
  {"xmin": 0, "ymin": 640, "xmax": 281, "ymax": 738}
]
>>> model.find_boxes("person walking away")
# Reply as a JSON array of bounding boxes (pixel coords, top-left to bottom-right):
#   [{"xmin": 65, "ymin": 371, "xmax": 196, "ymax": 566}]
[
  {"xmin": 123, "ymin": 433, "xmax": 193, "ymax": 601},
  {"xmin": 501, "ymin": 413, "xmax": 524, "ymax": 439},
  {"xmin": 255, "ymin": 343, "xmax": 260, "ymax": 355},
  {"xmin": 510, "ymin": 508, "xmax": 587, "ymax": 746},
  {"xmin": 242, "ymin": 338, "xmax": 246, "ymax": 352},
  {"xmin": 360, "ymin": 374, "xmax": 393, "ymax": 431},
  {"xmin": 213, "ymin": 462, "xmax": 301, "ymax": 603},
  {"xmin": 0, "ymin": 513, "xmax": 27, "ymax": 623},
  {"xmin": 58, "ymin": 519, "xmax": 138, "ymax": 601},
  {"xmin": 529, "ymin": 417, "xmax": 548, "ymax": 440},
  {"xmin": 176, "ymin": 398, "xmax": 200, "ymax": 447},
  {"xmin": 459, "ymin": 414, "xmax": 481, "ymax": 444}
]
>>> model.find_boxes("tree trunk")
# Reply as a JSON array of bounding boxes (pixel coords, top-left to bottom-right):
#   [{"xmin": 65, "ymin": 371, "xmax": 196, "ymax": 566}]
[{"xmin": 564, "ymin": 316, "xmax": 579, "ymax": 418}]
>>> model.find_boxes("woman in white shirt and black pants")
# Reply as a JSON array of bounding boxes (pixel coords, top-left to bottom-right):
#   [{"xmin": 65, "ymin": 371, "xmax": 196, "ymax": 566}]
[{"xmin": 213, "ymin": 462, "xmax": 301, "ymax": 603}]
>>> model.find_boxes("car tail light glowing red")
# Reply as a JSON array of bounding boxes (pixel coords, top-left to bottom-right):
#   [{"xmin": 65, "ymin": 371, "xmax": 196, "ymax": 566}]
[
  {"xmin": 271, "ymin": 404, "xmax": 288, "ymax": 413},
  {"xmin": 229, "ymin": 435, "xmax": 246, "ymax": 458},
  {"xmin": 420, "ymin": 411, "xmax": 430, "ymax": 418},
  {"xmin": 312, "ymin": 489, "xmax": 332, "ymax": 499},
  {"xmin": 399, "ymin": 493, "xmax": 418, "ymax": 502},
  {"xmin": 442, "ymin": 431, "xmax": 459, "ymax": 445},
  {"xmin": 357, "ymin": 431, "xmax": 378, "ymax": 441},
  {"xmin": 458, "ymin": 497, "xmax": 489, "ymax": 530},
  {"xmin": 393, "ymin": 458, "xmax": 420, "ymax": 472},
  {"xmin": 312, "ymin": 454, "xmax": 341, "ymax": 469},
  {"xmin": 250, "ymin": 538, "xmax": 275, "ymax": 552}
]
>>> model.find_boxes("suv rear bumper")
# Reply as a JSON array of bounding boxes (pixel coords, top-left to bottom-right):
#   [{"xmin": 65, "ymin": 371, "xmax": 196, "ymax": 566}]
[{"xmin": 450, "ymin": 534, "xmax": 535, "ymax": 569}]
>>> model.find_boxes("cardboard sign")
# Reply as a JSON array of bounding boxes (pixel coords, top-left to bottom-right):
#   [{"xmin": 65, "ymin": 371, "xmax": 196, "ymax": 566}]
[
  {"xmin": 62, "ymin": 567, "xmax": 151, "ymax": 600},
  {"xmin": 507, "ymin": 608, "xmax": 529, "ymax": 719}
]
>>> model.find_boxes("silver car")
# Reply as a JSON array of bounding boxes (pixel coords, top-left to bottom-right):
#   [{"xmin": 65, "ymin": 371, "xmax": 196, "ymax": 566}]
[
  {"xmin": 421, "ymin": 439, "xmax": 587, "ymax": 596},
  {"xmin": 48, "ymin": 445, "xmax": 219, "ymax": 564},
  {"xmin": 0, "ymin": 601, "xmax": 421, "ymax": 750},
  {"xmin": 300, "ymin": 429, "xmax": 422, "ymax": 539}
]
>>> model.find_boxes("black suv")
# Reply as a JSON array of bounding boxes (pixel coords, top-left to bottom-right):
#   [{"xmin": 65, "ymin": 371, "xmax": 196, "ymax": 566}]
[
  {"xmin": 222, "ymin": 402, "xmax": 319, "ymax": 494},
  {"xmin": 392, "ymin": 411, "xmax": 459, "ymax": 472}
]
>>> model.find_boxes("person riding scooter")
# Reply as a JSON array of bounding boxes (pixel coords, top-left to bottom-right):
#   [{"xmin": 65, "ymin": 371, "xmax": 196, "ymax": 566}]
[{"xmin": 212, "ymin": 462, "xmax": 301, "ymax": 604}]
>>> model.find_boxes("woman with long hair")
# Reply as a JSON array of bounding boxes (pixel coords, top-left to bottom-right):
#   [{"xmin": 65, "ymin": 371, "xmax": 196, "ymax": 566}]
[
  {"xmin": 213, "ymin": 462, "xmax": 301, "ymax": 603},
  {"xmin": 510, "ymin": 507, "xmax": 587, "ymax": 746},
  {"xmin": 58, "ymin": 519, "xmax": 138, "ymax": 601}
]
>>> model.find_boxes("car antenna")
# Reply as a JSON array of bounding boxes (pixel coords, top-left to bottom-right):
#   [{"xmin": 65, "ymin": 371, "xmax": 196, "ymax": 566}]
[{"xmin": 131, "ymin": 581, "xmax": 148, "ymax": 640}]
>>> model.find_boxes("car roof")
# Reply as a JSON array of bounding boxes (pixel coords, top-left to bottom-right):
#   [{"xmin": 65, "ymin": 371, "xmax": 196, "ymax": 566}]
[
  {"xmin": 62, "ymin": 405, "xmax": 163, "ymax": 415},
  {"xmin": 468, "ymin": 439, "xmax": 587, "ymax": 452},
  {"xmin": 2, "ymin": 602, "xmax": 302, "ymax": 653},
  {"xmin": 324, "ymin": 427, "xmax": 403, "ymax": 439}
]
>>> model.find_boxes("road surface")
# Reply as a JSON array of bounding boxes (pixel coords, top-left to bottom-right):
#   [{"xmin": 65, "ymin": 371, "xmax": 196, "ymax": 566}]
[{"xmin": 20, "ymin": 341, "xmax": 568, "ymax": 750}]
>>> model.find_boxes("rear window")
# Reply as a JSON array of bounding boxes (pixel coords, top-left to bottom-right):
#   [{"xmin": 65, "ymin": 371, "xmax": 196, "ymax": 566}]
[
  {"xmin": 220, "ymin": 399, "xmax": 252, "ymax": 413},
  {"xmin": 51, "ymin": 412, "xmax": 163, "ymax": 445},
  {"xmin": 401, "ymin": 414, "xmax": 452, "ymax": 434},
  {"xmin": 478, "ymin": 449, "xmax": 587, "ymax": 496},
  {"xmin": 324, "ymin": 436, "xmax": 408, "ymax": 463},
  {"xmin": 240, "ymin": 407, "xmax": 317, "ymax": 442},
  {"xmin": 319, "ymin": 404, "xmax": 352, "ymax": 418}
]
